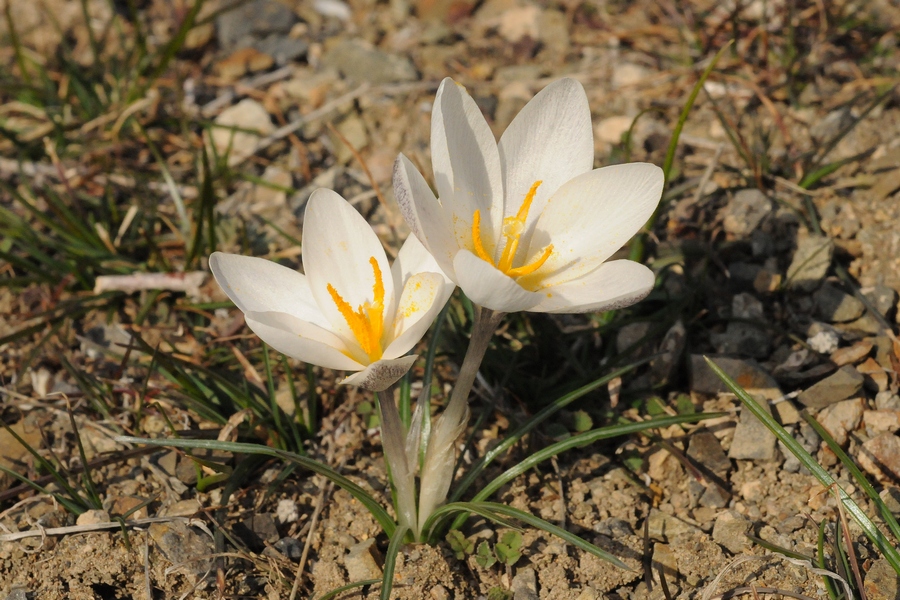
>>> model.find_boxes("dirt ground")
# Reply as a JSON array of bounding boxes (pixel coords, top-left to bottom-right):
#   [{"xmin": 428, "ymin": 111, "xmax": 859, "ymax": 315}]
[{"xmin": 2, "ymin": 0, "xmax": 900, "ymax": 598}]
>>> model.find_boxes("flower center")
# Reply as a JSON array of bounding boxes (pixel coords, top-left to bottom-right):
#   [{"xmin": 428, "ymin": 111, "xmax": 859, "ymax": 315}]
[
  {"xmin": 327, "ymin": 257, "xmax": 385, "ymax": 362},
  {"xmin": 471, "ymin": 180, "xmax": 553, "ymax": 280}
]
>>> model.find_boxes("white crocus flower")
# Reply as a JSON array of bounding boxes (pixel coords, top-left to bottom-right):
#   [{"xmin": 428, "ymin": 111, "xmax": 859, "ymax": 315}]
[
  {"xmin": 394, "ymin": 77, "xmax": 664, "ymax": 314},
  {"xmin": 209, "ymin": 188, "xmax": 454, "ymax": 392}
]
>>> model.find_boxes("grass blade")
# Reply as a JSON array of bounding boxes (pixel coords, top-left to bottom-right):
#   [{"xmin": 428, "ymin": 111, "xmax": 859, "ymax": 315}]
[
  {"xmin": 116, "ymin": 436, "xmax": 396, "ymax": 536},
  {"xmin": 450, "ymin": 358, "xmax": 650, "ymax": 503},
  {"xmin": 470, "ymin": 412, "xmax": 720, "ymax": 506},
  {"xmin": 425, "ymin": 501, "xmax": 631, "ymax": 571},
  {"xmin": 630, "ymin": 41, "xmax": 732, "ymax": 263},
  {"xmin": 315, "ymin": 579, "xmax": 381, "ymax": 600},
  {"xmin": 804, "ymin": 413, "xmax": 900, "ymax": 543},
  {"xmin": 381, "ymin": 525, "xmax": 409, "ymax": 600},
  {"xmin": 704, "ymin": 356, "xmax": 900, "ymax": 573}
]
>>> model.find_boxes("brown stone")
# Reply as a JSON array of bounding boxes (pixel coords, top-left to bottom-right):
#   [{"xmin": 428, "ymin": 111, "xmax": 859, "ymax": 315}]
[{"xmin": 859, "ymin": 433, "xmax": 900, "ymax": 482}]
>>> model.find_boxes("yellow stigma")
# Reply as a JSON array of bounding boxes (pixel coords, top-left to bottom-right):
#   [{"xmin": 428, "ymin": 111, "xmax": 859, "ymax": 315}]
[
  {"xmin": 470, "ymin": 180, "xmax": 553, "ymax": 285},
  {"xmin": 327, "ymin": 256, "xmax": 385, "ymax": 362}
]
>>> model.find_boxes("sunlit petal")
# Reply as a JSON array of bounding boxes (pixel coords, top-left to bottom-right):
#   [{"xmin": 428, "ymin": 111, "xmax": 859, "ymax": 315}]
[
  {"xmin": 244, "ymin": 311, "xmax": 364, "ymax": 370},
  {"xmin": 529, "ymin": 260, "xmax": 655, "ymax": 314},
  {"xmin": 303, "ymin": 189, "xmax": 395, "ymax": 343},
  {"xmin": 209, "ymin": 252, "xmax": 329, "ymax": 329},
  {"xmin": 393, "ymin": 154, "xmax": 459, "ymax": 277},
  {"xmin": 390, "ymin": 226, "xmax": 454, "ymax": 294},
  {"xmin": 432, "ymin": 78, "xmax": 504, "ymax": 245},
  {"xmin": 521, "ymin": 163, "xmax": 663, "ymax": 289},
  {"xmin": 383, "ymin": 272, "xmax": 454, "ymax": 359},
  {"xmin": 498, "ymin": 78, "xmax": 594, "ymax": 257},
  {"xmin": 453, "ymin": 250, "xmax": 541, "ymax": 312}
]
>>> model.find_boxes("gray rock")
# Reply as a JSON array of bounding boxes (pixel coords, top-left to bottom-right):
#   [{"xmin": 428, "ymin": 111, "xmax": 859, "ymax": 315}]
[
  {"xmin": 797, "ymin": 365, "xmax": 864, "ymax": 408},
  {"xmin": 688, "ymin": 478, "xmax": 731, "ymax": 508},
  {"xmin": 690, "ymin": 355, "xmax": 782, "ymax": 400},
  {"xmin": 729, "ymin": 401, "xmax": 777, "ymax": 461},
  {"xmin": 711, "ymin": 322, "xmax": 771, "ymax": 358},
  {"xmin": 879, "ymin": 487, "xmax": 900, "ymax": 513},
  {"xmin": 859, "ymin": 433, "xmax": 900, "ymax": 481},
  {"xmin": 712, "ymin": 510, "xmax": 752, "ymax": 554},
  {"xmin": 149, "ymin": 521, "xmax": 215, "ymax": 583},
  {"xmin": 864, "ymin": 557, "xmax": 900, "ymax": 600},
  {"xmin": 512, "ymin": 567, "xmax": 538, "ymax": 600},
  {"xmin": 592, "ymin": 518, "xmax": 632, "ymax": 538},
  {"xmin": 722, "ymin": 189, "xmax": 772, "ymax": 237},
  {"xmin": 646, "ymin": 509, "xmax": 700, "ymax": 542},
  {"xmin": 688, "ymin": 431, "xmax": 731, "ymax": 478},
  {"xmin": 876, "ymin": 391, "xmax": 900, "ymax": 410},
  {"xmin": 344, "ymin": 538, "xmax": 383, "ymax": 581},
  {"xmin": 324, "ymin": 39, "xmax": 418, "ymax": 84},
  {"xmin": 811, "ymin": 108, "xmax": 853, "ymax": 141},
  {"xmin": 616, "ymin": 321, "xmax": 654, "ymax": 356},
  {"xmin": 274, "ymin": 537, "xmax": 303, "ymax": 560},
  {"xmin": 839, "ymin": 313, "xmax": 884, "ymax": 336},
  {"xmin": 862, "ymin": 284, "xmax": 898, "ymax": 319},
  {"xmin": 216, "ymin": 0, "xmax": 298, "ymax": 49},
  {"xmin": 648, "ymin": 320, "xmax": 686, "ymax": 385},
  {"xmin": 4, "ymin": 588, "xmax": 28, "ymax": 600},
  {"xmin": 817, "ymin": 398, "xmax": 864, "ymax": 445},
  {"xmin": 814, "ymin": 283, "xmax": 865, "ymax": 322},
  {"xmin": 786, "ymin": 236, "xmax": 833, "ymax": 292},
  {"xmin": 731, "ymin": 293, "xmax": 764, "ymax": 319},
  {"xmin": 254, "ymin": 34, "xmax": 308, "ymax": 65},
  {"xmin": 233, "ymin": 513, "xmax": 279, "ymax": 550},
  {"xmin": 782, "ymin": 422, "xmax": 820, "ymax": 474}
]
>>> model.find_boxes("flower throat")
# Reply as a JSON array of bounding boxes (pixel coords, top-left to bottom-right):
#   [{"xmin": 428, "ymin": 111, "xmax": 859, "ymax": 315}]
[
  {"xmin": 327, "ymin": 257, "xmax": 385, "ymax": 362},
  {"xmin": 471, "ymin": 180, "xmax": 553, "ymax": 280}
]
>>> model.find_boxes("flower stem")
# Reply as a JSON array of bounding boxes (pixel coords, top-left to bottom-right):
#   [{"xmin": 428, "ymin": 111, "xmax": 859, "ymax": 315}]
[
  {"xmin": 416, "ymin": 306, "xmax": 504, "ymax": 535},
  {"xmin": 441, "ymin": 307, "xmax": 505, "ymax": 439},
  {"xmin": 376, "ymin": 386, "xmax": 417, "ymax": 536}
]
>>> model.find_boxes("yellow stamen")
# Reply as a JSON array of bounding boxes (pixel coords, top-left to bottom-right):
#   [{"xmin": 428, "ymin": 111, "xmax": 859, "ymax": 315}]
[
  {"xmin": 469, "ymin": 180, "xmax": 553, "ymax": 286},
  {"xmin": 506, "ymin": 243, "xmax": 554, "ymax": 277},
  {"xmin": 471, "ymin": 210, "xmax": 493, "ymax": 264},
  {"xmin": 326, "ymin": 257, "xmax": 386, "ymax": 362}
]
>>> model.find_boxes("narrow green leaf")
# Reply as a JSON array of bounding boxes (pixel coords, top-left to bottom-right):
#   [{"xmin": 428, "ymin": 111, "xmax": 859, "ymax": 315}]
[
  {"xmin": 381, "ymin": 525, "xmax": 409, "ymax": 600},
  {"xmin": 450, "ymin": 358, "xmax": 651, "ymax": 503},
  {"xmin": 704, "ymin": 356, "xmax": 900, "ymax": 572},
  {"xmin": 116, "ymin": 436, "xmax": 396, "ymax": 536},
  {"xmin": 805, "ymin": 413, "xmax": 900, "ymax": 543},
  {"xmin": 425, "ymin": 502, "xmax": 631, "ymax": 571},
  {"xmin": 470, "ymin": 412, "xmax": 719, "ymax": 506},
  {"xmin": 315, "ymin": 579, "xmax": 381, "ymax": 600}
]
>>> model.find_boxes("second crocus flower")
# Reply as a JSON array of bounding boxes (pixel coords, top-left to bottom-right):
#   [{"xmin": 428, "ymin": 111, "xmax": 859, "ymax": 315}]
[
  {"xmin": 210, "ymin": 188, "xmax": 454, "ymax": 391},
  {"xmin": 394, "ymin": 77, "xmax": 664, "ymax": 315}
]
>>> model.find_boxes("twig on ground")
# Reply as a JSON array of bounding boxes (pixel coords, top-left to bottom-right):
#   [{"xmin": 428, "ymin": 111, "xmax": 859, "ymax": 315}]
[
  {"xmin": 692, "ymin": 143, "xmax": 724, "ymax": 205},
  {"xmin": 201, "ymin": 65, "xmax": 295, "ymax": 117},
  {"xmin": 0, "ymin": 516, "xmax": 191, "ymax": 542},
  {"xmin": 93, "ymin": 272, "xmax": 206, "ymax": 299}
]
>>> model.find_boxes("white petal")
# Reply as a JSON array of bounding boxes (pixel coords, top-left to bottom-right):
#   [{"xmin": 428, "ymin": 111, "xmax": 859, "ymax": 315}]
[
  {"xmin": 453, "ymin": 250, "xmax": 541, "ymax": 313},
  {"xmin": 244, "ymin": 311, "xmax": 364, "ymax": 370},
  {"xmin": 209, "ymin": 252, "xmax": 330, "ymax": 329},
  {"xmin": 498, "ymin": 78, "xmax": 594, "ymax": 258},
  {"xmin": 392, "ymin": 154, "xmax": 429, "ymax": 242},
  {"xmin": 529, "ymin": 260, "xmax": 655, "ymax": 314},
  {"xmin": 523, "ymin": 163, "xmax": 663, "ymax": 289},
  {"xmin": 393, "ymin": 154, "xmax": 459, "ymax": 279},
  {"xmin": 303, "ymin": 189, "xmax": 395, "ymax": 347},
  {"xmin": 432, "ymin": 78, "xmax": 504, "ymax": 246},
  {"xmin": 391, "ymin": 232, "xmax": 454, "ymax": 293},
  {"xmin": 383, "ymin": 272, "xmax": 453, "ymax": 359},
  {"xmin": 341, "ymin": 355, "xmax": 419, "ymax": 391}
]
